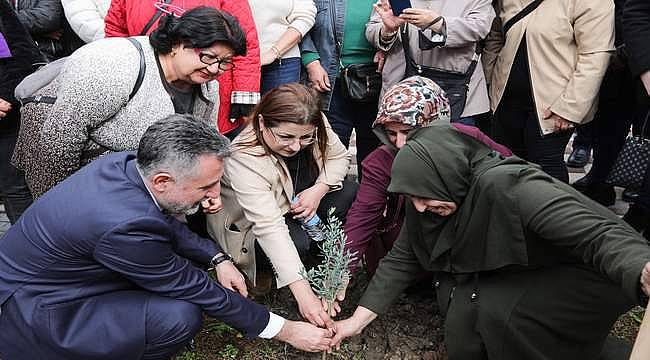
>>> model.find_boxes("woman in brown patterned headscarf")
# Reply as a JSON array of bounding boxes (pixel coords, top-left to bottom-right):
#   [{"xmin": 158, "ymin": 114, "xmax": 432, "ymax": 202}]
[{"xmin": 345, "ymin": 75, "xmax": 510, "ymax": 277}]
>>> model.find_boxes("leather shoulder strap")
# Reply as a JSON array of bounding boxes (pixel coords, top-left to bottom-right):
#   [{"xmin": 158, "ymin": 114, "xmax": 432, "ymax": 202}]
[
  {"xmin": 125, "ymin": 37, "xmax": 146, "ymax": 101},
  {"xmin": 503, "ymin": 0, "xmax": 544, "ymax": 35},
  {"xmin": 140, "ymin": 0, "xmax": 173, "ymax": 36}
]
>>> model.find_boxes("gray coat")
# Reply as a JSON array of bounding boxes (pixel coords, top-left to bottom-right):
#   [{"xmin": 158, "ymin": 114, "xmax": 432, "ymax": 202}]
[
  {"xmin": 12, "ymin": 36, "xmax": 219, "ymax": 197},
  {"xmin": 366, "ymin": 0, "xmax": 494, "ymax": 118}
]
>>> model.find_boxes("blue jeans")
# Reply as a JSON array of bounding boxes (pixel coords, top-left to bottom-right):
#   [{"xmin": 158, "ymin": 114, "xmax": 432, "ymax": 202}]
[
  {"xmin": 325, "ymin": 79, "xmax": 380, "ymax": 178},
  {"xmin": 261, "ymin": 57, "xmax": 302, "ymax": 94}
]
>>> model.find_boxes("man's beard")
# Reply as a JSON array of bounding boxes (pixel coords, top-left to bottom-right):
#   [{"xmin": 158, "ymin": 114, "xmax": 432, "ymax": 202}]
[{"xmin": 160, "ymin": 200, "xmax": 201, "ymax": 216}]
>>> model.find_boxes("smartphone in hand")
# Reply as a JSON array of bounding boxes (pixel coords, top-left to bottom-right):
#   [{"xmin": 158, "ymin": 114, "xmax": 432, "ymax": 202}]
[{"xmin": 388, "ymin": 0, "xmax": 412, "ymax": 15}]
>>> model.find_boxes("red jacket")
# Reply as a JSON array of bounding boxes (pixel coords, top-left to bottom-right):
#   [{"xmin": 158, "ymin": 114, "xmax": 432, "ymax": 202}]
[{"xmin": 104, "ymin": 0, "xmax": 260, "ymax": 134}]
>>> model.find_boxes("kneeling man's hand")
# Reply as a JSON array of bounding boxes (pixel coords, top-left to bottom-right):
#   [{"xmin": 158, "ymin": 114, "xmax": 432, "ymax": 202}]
[
  {"xmin": 216, "ymin": 261, "xmax": 248, "ymax": 297},
  {"xmin": 274, "ymin": 320, "xmax": 333, "ymax": 352},
  {"xmin": 201, "ymin": 196, "xmax": 223, "ymax": 214}
]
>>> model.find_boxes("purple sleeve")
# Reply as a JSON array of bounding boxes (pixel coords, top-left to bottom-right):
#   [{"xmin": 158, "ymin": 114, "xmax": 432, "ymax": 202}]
[
  {"xmin": 452, "ymin": 123, "xmax": 513, "ymax": 156},
  {"xmin": 345, "ymin": 147, "xmax": 396, "ymax": 274}
]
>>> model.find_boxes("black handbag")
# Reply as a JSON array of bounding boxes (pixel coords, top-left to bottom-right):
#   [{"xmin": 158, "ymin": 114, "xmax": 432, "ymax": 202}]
[
  {"xmin": 400, "ymin": 24, "xmax": 478, "ymax": 121},
  {"xmin": 330, "ymin": 0, "xmax": 381, "ymax": 102},
  {"xmin": 606, "ymin": 110, "xmax": 650, "ymax": 189},
  {"xmin": 339, "ymin": 63, "xmax": 381, "ymax": 102}
]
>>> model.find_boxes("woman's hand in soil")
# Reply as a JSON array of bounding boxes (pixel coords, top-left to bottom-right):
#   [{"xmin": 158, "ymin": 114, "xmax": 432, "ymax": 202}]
[
  {"xmin": 332, "ymin": 306, "xmax": 378, "ymax": 349},
  {"xmin": 274, "ymin": 320, "xmax": 333, "ymax": 352},
  {"xmin": 331, "ymin": 317, "xmax": 362, "ymax": 349},
  {"xmin": 291, "ymin": 280, "xmax": 335, "ymax": 329},
  {"xmin": 291, "ymin": 183, "xmax": 329, "ymax": 222}
]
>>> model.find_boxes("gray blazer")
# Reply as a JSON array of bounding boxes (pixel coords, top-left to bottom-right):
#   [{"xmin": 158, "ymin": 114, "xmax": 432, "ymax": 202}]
[
  {"xmin": 366, "ymin": 0, "xmax": 494, "ymax": 118},
  {"xmin": 12, "ymin": 36, "xmax": 219, "ymax": 197}
]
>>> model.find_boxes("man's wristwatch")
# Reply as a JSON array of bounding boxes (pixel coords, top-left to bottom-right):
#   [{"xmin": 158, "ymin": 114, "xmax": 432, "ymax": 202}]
[{"xmin": 210, "ymin": 253, "xmax": 233, "ymax": 268}]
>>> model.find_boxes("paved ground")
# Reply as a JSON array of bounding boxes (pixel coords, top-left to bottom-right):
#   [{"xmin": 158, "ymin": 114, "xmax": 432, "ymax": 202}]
[
  {"xmin": 0, "ymin": 136, "xmax": 630, "ymax": 238},
  {"xmin": 0, "ymin": 205, "xmax": 9, "ymax": 237}
]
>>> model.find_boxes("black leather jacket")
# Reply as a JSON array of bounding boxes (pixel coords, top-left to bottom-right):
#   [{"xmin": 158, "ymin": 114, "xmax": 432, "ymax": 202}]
[{"xmin": 13, "ymin": 0, "xmax": 81, "ymax": 61}]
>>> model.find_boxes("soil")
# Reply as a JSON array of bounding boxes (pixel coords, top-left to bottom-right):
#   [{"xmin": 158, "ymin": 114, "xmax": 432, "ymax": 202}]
[{"xmin": 174, "ymin": 272, "xmax": 640, "ymax": 360}]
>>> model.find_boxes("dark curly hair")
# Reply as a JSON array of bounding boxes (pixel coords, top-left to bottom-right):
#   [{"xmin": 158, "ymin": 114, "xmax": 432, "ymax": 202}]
[{"xmin": 149, "ymin": 6, "xmax": 246, "ymax": 56}]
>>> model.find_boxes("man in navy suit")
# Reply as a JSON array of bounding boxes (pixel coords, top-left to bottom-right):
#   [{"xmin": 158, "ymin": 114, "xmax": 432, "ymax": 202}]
[{"xmin": 0, "ymin": 114, "xmax": 332, "ymax": 359}]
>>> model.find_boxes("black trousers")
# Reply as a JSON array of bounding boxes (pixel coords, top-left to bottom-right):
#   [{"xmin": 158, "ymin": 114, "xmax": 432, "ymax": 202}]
[
  {"xmin": 257, "ymin": 179, "xmax": 359, "ymax": 270},
  {"xmin": 0, "ymin": 128, "xmax": 33, "ymax": 224},
  {"xmin": 572, "ymin": 121, "xmax": 594, "ymax": 149},
  {"xmin": 587, "ymin": 62, "xmax": 648, "ymax": 183},
  {"xmin": 493, "ymin": 106, "xmax": 573, "ymax": 183},
  {"xmin": 325, "ymin": 80, "xmax": 380, "ymax": 179}
]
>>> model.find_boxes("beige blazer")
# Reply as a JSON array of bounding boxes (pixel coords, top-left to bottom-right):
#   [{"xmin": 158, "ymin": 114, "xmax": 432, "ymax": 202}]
[
  {"xmin": 366, "ymin": 0, "xmax": 494, "ymax": 118},
  {"xmin": 206, "ymin": 117, "xmax": 351, "ymax": 288},
  {"xmin": 482, "ymin": 0, "xmax": 615, "ymax": 134}
]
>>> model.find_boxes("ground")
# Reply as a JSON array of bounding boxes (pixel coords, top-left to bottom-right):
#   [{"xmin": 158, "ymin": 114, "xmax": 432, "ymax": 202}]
[
  {"xmin": 174, "ymin": 271, "xmax": 446, "ymax": 360},
  {"xmin": 173, "ymin": 269, "xmax": 641, "ymax": 360}
]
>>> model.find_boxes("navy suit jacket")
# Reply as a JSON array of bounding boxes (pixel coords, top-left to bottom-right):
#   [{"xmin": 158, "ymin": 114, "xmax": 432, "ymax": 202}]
[{"xmin": 0, "ymin": 152, "xmax": 269, "ymax": 359}]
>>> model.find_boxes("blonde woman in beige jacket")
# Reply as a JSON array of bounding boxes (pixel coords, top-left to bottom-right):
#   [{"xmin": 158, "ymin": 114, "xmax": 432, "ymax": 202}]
[
  {"xmin": 482, "ymin": 0, "xmax": 615, "ymax": 183},
  {"xmin": 206, "ymin": 83, "xmax": 355, "ymax": 328}
]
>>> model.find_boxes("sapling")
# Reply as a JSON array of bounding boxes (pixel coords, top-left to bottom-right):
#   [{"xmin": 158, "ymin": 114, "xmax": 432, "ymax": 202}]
[{"xmin": 300, "ymin": 207, "xmax": 356, "ymax": 359}]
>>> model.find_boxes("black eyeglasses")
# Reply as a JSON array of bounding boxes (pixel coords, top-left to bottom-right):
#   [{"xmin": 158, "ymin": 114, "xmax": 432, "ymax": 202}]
[{"xmin": 194, "ymin": 49, "xmax": 235, "ymax": 71}]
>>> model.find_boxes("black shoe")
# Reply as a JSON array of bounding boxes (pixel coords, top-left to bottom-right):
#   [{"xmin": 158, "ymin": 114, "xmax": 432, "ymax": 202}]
[
  {"xmin": 566, "ymin": 146, "xmax": 591, "ymax": 168},
  {"xmin": 622, "ymin": 189, "xmax": 640, "ymax": 203}
]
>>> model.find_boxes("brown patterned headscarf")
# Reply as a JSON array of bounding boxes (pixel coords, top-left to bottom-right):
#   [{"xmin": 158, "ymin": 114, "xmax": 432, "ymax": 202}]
[{"xmin": 374, "ymin": 76, "xmax": 451, "ymax": 128}]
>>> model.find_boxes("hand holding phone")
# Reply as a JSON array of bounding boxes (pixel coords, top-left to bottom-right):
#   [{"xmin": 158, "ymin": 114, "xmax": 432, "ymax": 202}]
[
  {"xmin": 373, "ymin": 0, "xmax": 407, "ymax": 34},
  {"xmin": 388, "ymin": 0, "xmax": 412, "ymax": 16}
]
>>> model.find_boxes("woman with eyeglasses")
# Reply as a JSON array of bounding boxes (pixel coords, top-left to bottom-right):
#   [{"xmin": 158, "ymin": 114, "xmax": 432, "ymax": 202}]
[
  {"xmin": 206, "ymin": 83, "xmax": 358, "ymax": 329},
  {"xmin": 13, "ymin": 7, "xmax": 246, "ymax": 198},
  {"xmin": 104, "ymin": 0, "xmax": 261, "ymax": 137}
]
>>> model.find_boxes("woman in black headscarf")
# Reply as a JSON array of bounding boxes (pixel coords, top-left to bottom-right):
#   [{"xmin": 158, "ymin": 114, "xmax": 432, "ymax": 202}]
[{"xmin": 332, "ymin": 123, "xmax": 650, "ymax": 359}]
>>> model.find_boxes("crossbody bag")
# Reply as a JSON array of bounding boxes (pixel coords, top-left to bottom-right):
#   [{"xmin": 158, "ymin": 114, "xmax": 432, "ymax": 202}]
[
  {"xmin": 400, "ymin": 24, "xmax": 478, "ymax": 121},
  {"xmin": 330, "ymin": 0, "xmax": 381, "ymax": 102}
]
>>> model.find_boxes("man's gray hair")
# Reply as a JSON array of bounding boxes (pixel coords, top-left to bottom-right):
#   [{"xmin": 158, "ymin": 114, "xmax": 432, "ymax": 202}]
[{"xmin": 136, "ymin": 114, "xmax": 230, "ymax": 179}]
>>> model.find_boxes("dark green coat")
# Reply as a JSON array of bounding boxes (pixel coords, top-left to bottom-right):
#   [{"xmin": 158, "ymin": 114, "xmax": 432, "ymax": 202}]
[{"xmin": 359, "ymin": 125, "xmax": 650, "ymax": 359}]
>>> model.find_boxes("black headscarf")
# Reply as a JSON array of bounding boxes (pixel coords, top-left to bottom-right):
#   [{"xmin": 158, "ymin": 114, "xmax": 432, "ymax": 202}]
[{"xmin": 388, "ymin": 124, "xmax": 532, "ymax": 272}]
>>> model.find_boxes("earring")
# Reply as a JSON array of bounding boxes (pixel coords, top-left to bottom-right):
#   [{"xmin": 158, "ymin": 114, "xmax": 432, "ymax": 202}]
[{"xmin": 171, "ymin": 52, "xmax": 176, "ymax": 57}]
